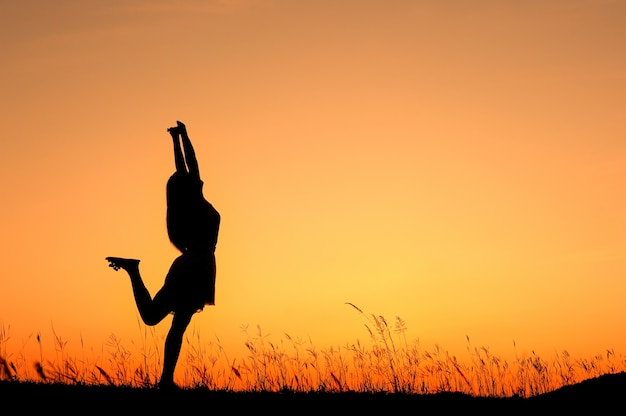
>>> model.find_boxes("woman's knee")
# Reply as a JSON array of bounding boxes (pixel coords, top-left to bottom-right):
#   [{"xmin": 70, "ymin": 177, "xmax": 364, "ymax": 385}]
[
  {"xmin": 143, "ymin": 316, "xmax": 162, "ymax": 326},
  {"xmin": 140, "ymin": 309, "xmax": 169, "ymax": 326}
]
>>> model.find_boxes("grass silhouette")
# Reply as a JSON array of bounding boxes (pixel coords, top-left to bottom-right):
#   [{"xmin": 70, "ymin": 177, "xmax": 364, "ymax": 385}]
[{"xmin": 1, "ymin": 305, "xmax": 625, "ymax": 406}]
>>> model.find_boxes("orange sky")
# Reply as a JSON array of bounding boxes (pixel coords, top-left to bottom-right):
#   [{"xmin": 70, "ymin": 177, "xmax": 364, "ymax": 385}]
[{"xmin": 1, "ymin": 0, "xmax": 625, "ymax": 368}]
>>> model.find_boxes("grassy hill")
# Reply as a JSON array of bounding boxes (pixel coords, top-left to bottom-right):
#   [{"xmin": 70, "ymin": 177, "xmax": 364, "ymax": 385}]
[{"xmin": 2, "ymin": 371, "xmax": 624, "ymax": 414}]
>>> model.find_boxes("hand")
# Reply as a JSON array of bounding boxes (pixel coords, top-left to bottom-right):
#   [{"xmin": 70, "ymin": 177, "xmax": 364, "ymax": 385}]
[{"xmin": 176, "ymin": 120, "xmax": 187, "ymax": 135}]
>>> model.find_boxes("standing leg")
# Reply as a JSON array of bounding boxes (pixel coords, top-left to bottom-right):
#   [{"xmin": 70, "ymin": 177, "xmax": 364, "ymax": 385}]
[{"xmin": 159, "ymin": 310, "xmax": 194, "ymax": 389}]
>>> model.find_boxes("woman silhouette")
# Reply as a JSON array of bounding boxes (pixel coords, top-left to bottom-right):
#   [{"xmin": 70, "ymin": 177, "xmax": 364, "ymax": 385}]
[{"xmin": 106, "ymin": 121, "xmax": 220, "ymax": 389}]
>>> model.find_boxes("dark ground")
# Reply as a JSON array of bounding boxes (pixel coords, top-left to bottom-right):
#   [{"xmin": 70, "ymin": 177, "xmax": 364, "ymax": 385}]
[{"xmin": 2, "ymin": 372, "xmax": 625, "ymax": 414}]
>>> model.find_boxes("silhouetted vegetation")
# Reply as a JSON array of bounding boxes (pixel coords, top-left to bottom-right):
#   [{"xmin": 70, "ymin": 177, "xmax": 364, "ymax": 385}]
[{"xmin": 1, "ymin": 306, "xmax": 625, "ymax": 412}]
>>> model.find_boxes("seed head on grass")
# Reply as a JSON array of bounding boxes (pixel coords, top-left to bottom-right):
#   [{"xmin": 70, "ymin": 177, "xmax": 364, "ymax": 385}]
[
  {"xmin": 0, "ymin": 356, "xmax": 15, "ymax": 381},
  {"xmin": 34, "ymin": 361, "xmax": 47, "ymax": 381},
  {"xmin": 96, "ymin": 365, "xmax": 114, "ymax": 385}
]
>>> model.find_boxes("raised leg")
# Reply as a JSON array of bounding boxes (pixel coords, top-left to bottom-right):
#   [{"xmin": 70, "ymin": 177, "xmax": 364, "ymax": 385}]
[{"xmin": 105, "ymin": 257, "xmax": 171, "ymax": 326}]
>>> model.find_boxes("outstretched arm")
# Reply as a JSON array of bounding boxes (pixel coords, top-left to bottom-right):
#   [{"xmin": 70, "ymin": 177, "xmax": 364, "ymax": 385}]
[
  {"xmin": 177, "ymin": 121, "xmax": 200, "ymax": 180},
  {"xmin": 168, "ymin": 127, "xmax": 186, "ymax": 173}
]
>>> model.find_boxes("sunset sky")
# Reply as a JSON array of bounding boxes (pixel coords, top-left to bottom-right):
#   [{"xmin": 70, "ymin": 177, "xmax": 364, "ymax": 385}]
[{"xmin": 1, "ymin": 0, "xmax": 625, "ymax": 369}]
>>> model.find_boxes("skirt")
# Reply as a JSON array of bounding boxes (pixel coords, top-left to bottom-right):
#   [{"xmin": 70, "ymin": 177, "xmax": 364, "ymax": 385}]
[{"xmin": 161, "ymin": 248, "xmax": 216, "ymax": 314}]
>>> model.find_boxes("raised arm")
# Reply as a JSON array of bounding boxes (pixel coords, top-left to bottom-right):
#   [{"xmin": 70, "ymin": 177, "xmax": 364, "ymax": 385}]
[
  {"xmin": 168, "ymin": 126, "xmax": 186, "ymax": 173},
  {"xmin": 177, "ymin": 120, "xmax": 200, "ymax": 180}
]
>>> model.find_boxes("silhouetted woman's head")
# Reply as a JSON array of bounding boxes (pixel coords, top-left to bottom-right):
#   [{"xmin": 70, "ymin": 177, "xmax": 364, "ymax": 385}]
[
  {"xmin": 166, "ymin": 172, "xmax": 203, "ymax": 206},
  {"xmin": 166, "ymin": 172, "xmax": 206, "ymax": 252}
]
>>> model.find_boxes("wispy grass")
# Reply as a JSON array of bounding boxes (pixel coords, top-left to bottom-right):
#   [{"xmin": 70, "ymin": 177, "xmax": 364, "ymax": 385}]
[{"xmin": 1, "ymin": 306, "xmax": 624, "ymax": 397}]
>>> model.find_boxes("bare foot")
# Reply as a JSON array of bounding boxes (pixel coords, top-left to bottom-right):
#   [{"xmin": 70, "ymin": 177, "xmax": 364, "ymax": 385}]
[
  {"xmin": 105, "ymin": 257, "xmax": 140, "ymax": 272},
  {"xmin": 158, "ymin": 379, "xmax": 180, "ymax": 391}
]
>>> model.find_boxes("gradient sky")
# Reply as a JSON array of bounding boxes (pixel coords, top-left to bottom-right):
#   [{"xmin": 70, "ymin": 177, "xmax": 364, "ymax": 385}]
[{"xmin": 1, "ymin": 0, "xmax": 625, "ymax": 366}]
